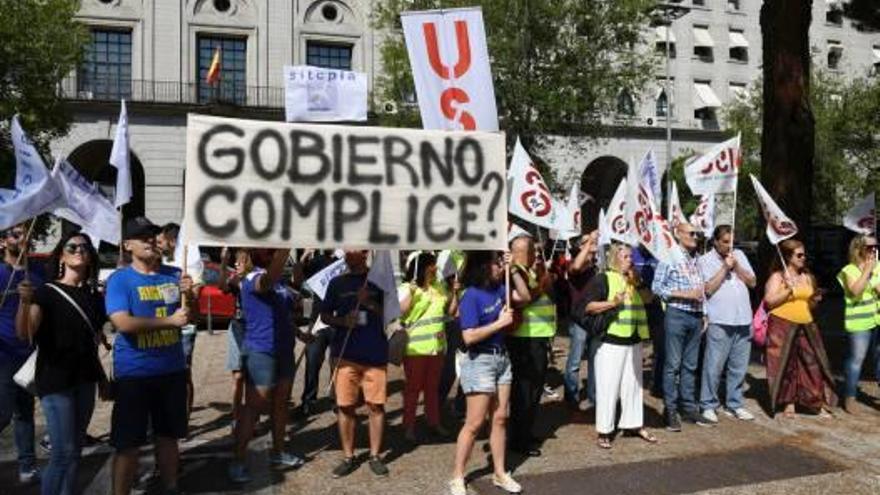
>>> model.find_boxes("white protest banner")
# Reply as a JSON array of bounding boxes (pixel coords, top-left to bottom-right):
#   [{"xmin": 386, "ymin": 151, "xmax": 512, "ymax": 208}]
[
  {"xmin": 508, "ymin": 138, "xmax": 555, "ymax": 229},
  {"xmin": 625, "ymin": 154, "xmax": 684, "ymax": 265},
  {"xmin": 284, "ymin": 65, "xmax": 368, "ymax": 122},
  {"xmin": 689, "ymin": 194, "xmax": 716, "ymax": 237},
  {"xmin": 171, "ymin": 221, "xmax": 204, "ymax": 282},
  {"xmin": 685, "ymin": 134, "xmax": 741, "ymax": 196},
  {"xmin": 843, "ymin": 193, "xmax": 875, "ymax": 235},
  {"xmin": 368, "ymin": 250, "xmax": 402, "ymax": 326},
  {"xmin": 750, "ymin": 174, "xmax": 798, "ymax": 245},
  {"xmin": 0, "ymin": 116, "xmax": 64, "ymax": 230},
  {"xmin": 51, "ymin": 159, "xmax": 121, "ymax": 245},
  {"xmin": 606, "ymin": 178, "xmax": 632, "ymax": 245},
  {"xmin": 402, "ymin": 7, "xmax": 499, "ymax": 131},
  {"xmin": 183, "ymin": 114, "xmax": 507, "ymax": 250},
  {"xmin": 305, "ymin": 258, "xmax": 348, "ymax": 300},
  {"xmin": 668, "ymin": 181, "xmax": 686, "ymax": 231}
]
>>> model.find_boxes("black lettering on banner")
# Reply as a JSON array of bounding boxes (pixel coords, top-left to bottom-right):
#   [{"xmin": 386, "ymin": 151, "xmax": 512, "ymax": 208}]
[
  {"xmin": 281, "ymin": 189, "xmax": 326, "ymax": 241},
  {"xmin": 195, "ymin": 186, "xmax": 238, "ymax": 236},
  {"xmin": 347, "ymin": 135, "xmax": 382, "ymax": 186},
  {"xmin": 198, "ymin": 125, "xmax": 245, "ymax": 179},
  {"xmin": 242, "ymin": 190, "xmax": 275, "ymax": 239},
  {"xmin": 458, "ymin": 195, "xmax": 484, "ymax": 242},
  {"xmin": 407, "ymin": 195, "xmax": 418, "ymax": 243},
  {"xmin": 481, "ymin": 172, "xmax": 504, "ymax": 238},
  {"xmin": 332, "ymin": 189, "xmax": 368, "ymax": 241},
  {"xmin": 251, "ymin": 129, "xmax": 287, "ymax": 180},
  {"xmin": 423, "ymin": 195, "xmax": 455, "ymax": 242},
  {"xmin": 454, "ymin": 138, "xmax": 484, "ymax": 186},
  {"xmin": 368, "ymin": 190, "xmax": 400, "ymax": 244},
  {"xmin": 419, "ymin": 138, "xmax": 454, "ymax": 188},
  {"xmin": 383, "ymin": 136, "xmax": 419, "ymax": 187},
  {"xmin": 331, "ymin": 134, "xmax": 343, "ymax": 183},
  {"xmin": 289, "ymin": 130, "xmax": 330, "ymax": 184}
]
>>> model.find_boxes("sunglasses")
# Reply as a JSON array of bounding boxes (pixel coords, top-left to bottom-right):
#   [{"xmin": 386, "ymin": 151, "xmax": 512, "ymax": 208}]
[
  {"xmin": 682, "ymin": 231, "xmax": 698, "ymax": 238},
  {"xmin": 4, "ymin": 230, "xmax": 25, "ymax": 240},
  {"xmin": 793, "ymin": 253, "xmax": 806, "ymax": 259},
  {"xmin": 865, "ymin": 245, "xmax": 879, "ymax": 251},
  {"xmin": 64, "ymin": 242, "xmax": 90, "ymax": 254}
]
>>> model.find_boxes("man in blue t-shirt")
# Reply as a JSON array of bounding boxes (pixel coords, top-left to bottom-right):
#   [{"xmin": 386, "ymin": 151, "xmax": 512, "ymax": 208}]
[
  {"xmin": 105, "ymin": 216, "xmax": 195, "ymax": 495},
  {"xmin": 0, "ymin": 223, "xmax": 44, "ymax": 484},
  {"xmin": 321, "ymin": 250, "xmax": 389, "ymax": 478}
]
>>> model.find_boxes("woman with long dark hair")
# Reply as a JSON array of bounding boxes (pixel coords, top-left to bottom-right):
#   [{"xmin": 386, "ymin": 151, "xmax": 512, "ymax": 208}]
[
  {"xmin": 15, "ymin": 232, "xmax": 108, "ymax": 495},
  {"xmin": 763, "ymin": 239, "xmax": 837, "ymax": 418}
]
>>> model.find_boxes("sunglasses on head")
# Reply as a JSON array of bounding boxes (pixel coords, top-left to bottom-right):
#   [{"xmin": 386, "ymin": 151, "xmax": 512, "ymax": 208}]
[{"xmin": 63, "ymin": 242, "xmax": 90, "ymax": 254}]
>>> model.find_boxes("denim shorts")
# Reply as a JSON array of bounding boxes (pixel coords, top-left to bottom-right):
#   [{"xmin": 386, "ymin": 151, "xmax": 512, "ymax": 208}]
[
  {"xmin": 225, "ymin": 320, "xmax": 245, "ymax": 372},
  {"xmin": 458, "ymin": 350, "xmax": 512, "ymax": 394},
  {"xmin": 242, "ymin": 349, "xmax": 295, "ymax": 388}
]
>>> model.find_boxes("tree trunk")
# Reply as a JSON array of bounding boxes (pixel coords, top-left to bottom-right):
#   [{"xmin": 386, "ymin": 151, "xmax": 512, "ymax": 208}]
[{"xmin": 759, "ymin": 0, "xmax": 814, "ymax": 276}]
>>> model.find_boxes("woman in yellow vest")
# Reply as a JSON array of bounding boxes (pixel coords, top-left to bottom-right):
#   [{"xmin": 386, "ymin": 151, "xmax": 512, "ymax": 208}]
[
  {"xmin": 399, "ymin": 252, "xmax": 458, "ymax": 442},
  {"xmin": 836, "ymin": 235, "xmax": 880, "ymax": 414},
  {"xmin": 764, "ymin": 239, "xmax": 836, "ymax": 418},
  {"xmin": 585, "ymin": 243, "xmax": 655, "ymax": 449}
]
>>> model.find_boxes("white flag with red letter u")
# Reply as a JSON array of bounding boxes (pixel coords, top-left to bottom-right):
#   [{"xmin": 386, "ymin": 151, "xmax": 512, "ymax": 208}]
[
  {"xmin": 507, "ymin": 138, "xmax": 555, "ymax": 230},
  {"xmin": 750, "ymin": 174, "xmax": 798, "ymax": 245},
  {"xmin": 685, "ymin": 134, "xmax": 741, "ymax": 196},
  {"xmin": 843, "ymin": 193, "xmax": 875, "ymax": 235}
]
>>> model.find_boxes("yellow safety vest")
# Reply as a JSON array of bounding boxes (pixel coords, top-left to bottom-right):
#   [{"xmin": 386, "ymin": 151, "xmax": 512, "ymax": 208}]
[
  {"xmin": 605, "ymin": 271, "xmax": 649, "ymax": 340},
  {"xmin": 837, "ymin": 264, "xmax": 879, "ymax": 332},
  {"xmin": 402, "ymin": 281, "xmax": 448, "ymax": 356},
  {"xmin": 512, "ymin": 265, "xmax": 556, "ymax": 338}
]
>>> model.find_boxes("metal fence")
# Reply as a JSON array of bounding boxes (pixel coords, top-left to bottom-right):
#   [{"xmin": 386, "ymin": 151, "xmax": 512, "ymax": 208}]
[{"xmin": 59, "ymin": 78, "xmax": 285, "ymax": 108}]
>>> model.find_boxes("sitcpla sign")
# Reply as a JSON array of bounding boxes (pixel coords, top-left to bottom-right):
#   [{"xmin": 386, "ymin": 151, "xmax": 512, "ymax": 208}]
[{"xmin": 402, "ymin": 7, "xmax": 499, "ymax": 132}]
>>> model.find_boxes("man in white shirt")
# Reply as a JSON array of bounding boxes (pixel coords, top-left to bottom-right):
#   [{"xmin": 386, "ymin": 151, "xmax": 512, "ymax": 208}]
[{"xmin": 698, "ymin": 225, "xmax": 757, "ymax": 424}]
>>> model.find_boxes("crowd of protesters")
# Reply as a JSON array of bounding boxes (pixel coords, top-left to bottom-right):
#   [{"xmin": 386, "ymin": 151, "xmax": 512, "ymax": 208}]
[{"xmin": 1, "ymin": 215, "xmax": 878, "ymax": 495}]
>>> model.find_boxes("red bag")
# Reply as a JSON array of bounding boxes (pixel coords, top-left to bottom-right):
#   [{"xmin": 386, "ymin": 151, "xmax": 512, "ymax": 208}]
[{"xmin": 752, "ymin": 301, "xmax": 769, "ymax": 347}]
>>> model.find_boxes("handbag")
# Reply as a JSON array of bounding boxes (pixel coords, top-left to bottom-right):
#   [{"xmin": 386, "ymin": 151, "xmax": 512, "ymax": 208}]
[
  {"xmin": 752, "ymin": 301, "xmax": 769, "ymax": 347},
  {"xmin": 573, "ymin": 273, "xmax": 619, "ymax": 338},
  {"xmin": 12, "ymin": 349, "xmax": 38, "ymax": 395},
  {"xmin": 387, "ymin": 320, "xmax": 407, "ymax": 366}
]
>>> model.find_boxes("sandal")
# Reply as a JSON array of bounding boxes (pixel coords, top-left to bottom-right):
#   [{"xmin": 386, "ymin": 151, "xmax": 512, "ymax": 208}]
[
  {"xmin": 630, "ymin": 428, "xmax": 658, "ymax": 444},
  {"xmin": 597, "ymin": 435, "xmax": 612, "ymax": 449}
]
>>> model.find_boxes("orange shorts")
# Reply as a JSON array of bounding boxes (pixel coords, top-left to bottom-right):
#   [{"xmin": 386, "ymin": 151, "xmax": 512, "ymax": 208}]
[{"xmin": 335, "ymin": 360, "xmax": 388, "ymax": 407}]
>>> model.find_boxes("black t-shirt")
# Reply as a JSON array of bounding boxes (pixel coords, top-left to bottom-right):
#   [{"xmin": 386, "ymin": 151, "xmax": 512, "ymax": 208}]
[
  {"xmin": 33, "ymin": 282, "xmax": 107, "ymax": 397},
  {"xmin": 583, "ymin": 273, "xmax": 640, "ymax": 346}
]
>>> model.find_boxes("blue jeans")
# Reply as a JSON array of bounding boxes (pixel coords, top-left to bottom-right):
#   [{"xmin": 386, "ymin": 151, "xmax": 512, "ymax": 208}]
[
  {"xmin": 563, "ymin": 322, "xmax": 599, "ymax": 404},
  {"xmin": 663, "ymin": 307, "xmax": 703, "ymax": 413},
  {"xmin": 40, "ymin": 382, "xmax": 96, "ymax": 495},
  {"xmin": 699, "ymin": 324, "xmax": 751, "ymax": 411},
  {"xmin": 843, "ymin": 328, "xmax": 880, "ymax": 398},
  {"xmin": 0, "ymin": 355, "xmax": 36, "ymax": 471}
]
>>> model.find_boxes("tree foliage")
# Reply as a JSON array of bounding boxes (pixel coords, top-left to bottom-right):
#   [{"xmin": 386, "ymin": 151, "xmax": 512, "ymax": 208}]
[
  {"xmin": 372, "ymin": 0, "xmax": 658, "ymax": 156},
  {"xmin": 0, "ymin": 0, "xmax": 88, "ymax": 186},
  {"xmin": 722, "ymin": 73, "xmax": 880, "ymax": 231}
]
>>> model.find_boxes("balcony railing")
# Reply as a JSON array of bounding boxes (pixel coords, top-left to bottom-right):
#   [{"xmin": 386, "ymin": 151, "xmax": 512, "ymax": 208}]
[{"xmin": 59, "ymin": 77, "xmax": 285, "ymax": 109}]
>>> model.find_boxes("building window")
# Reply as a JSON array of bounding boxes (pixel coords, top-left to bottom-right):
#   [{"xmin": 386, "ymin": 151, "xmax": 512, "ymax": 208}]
[
  {"xmin": 729, "ymin": 82, "xmax": 748, "ymax": 101},
  {"xmin": 693, "ymin": 0, "xmax": 705, "ymax": 6},
  {"xmin": 873, "ymin": 46, "xmax": 880, "ymax": 77},
  {"xmin": 693, "ymin": 26, "xmax": 715, "ymax": 62},
  {"xmin": 826, "ymin": 5, "xmax": 844, "ymax": 26},
  {"xmin": 727, "ymin": 0, "xmax": 741, "ymax": 11},
  {"xmin": 213, "ymin": 0, "xmax": 231, "ymax": 12},
  {"xmin": 827, "ymin": 42, "xmax": 843, "ymax": 70},
  {"xmin": 306, "ymin": 41, "xmax": 353, "ymax": 70},
  {"xmin": 656, "ymin": 89, "xmax": 669, "ymax": 117},
  {"xmin": 729, "ymin": 30, "xmax": 749, "ymax": 62},
  {"xmin": 78, "ymin": 29, "xmax": 132, "ymax": 100},
  {"xmin": 617, "ymin": 90, "xmax": 635, "ymax": 116},
  {"xmin": 654, "ymin": 26, "xmax": 677, "ymax": 58},
  {"xmin": 198, "ymin": 35, "xmax": 247, "ymax": 105},
  {"xmin": 693, "ymin": 81, "xmax": 720, "ymax": 121}
]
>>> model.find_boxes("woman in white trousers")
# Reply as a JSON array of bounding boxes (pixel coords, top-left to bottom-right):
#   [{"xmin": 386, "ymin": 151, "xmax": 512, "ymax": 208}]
[{"xmin": 584, "ymin": 243, "xmax": 657, "ymax": 449}]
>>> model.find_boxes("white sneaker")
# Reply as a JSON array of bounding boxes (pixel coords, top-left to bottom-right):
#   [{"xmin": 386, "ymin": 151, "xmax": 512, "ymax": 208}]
[
  {"xmin": 732, "ymin": 407, "xmax": 755, "ymax": 421},
  {"xmin": 18, "ymin": 466, "xmax": 39, "ymax": 484},
  {"xmin": 493, "ymin": 472, "xmax": 522, "ymax": 494},
  {"xmin": 448, "ymin": 477, "xmax": 467, "ymax": 495},
  {"xmin": 542, "ymin": 385, "xmax": 559, "ymax": 399},
  {"xmin": 701, "ymin": 409, "xmax": 719, "ymax": 424}
]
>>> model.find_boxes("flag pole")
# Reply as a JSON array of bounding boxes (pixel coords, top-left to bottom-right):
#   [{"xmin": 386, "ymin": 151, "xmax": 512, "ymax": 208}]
[
  {"xmin": 326, "ymin": 251, "xmax": 372, "ymax": 395},
  {"xmin": 774, "ymin": 243, "xmax": 792, "ymax": 283}
]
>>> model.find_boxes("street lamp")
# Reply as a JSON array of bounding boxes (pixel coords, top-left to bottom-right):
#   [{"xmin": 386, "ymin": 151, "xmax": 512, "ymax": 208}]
[{"xmin": 651, "ymin": 2, "xmax": 690, "ymax": 211}]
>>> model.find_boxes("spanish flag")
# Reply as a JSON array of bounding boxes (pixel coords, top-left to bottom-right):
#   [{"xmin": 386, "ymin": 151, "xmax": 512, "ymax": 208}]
[{"xmin": 205, "ymin": 48, "xmax": 221, "ymax": 85}]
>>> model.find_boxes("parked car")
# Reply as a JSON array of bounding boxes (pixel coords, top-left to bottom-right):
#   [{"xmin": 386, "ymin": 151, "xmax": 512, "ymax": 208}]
[{"xmin": 197, "ymin": 261, "xmax": 236, "ymax": 331}]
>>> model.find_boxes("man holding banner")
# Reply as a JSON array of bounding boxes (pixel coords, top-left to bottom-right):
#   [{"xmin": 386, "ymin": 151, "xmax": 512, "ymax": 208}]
[{"xmin": 652, "ymin": 223, "xmax": 707, "ymax": 431}]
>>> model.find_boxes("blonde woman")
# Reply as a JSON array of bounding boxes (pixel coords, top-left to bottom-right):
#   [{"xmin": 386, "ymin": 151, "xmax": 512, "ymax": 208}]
[
  {"xmin": 835, "ymin": 235, "xmax": 880, "ymax": 414},
  {"xmin": 586, "ymin": 243, "xmax": 655, "ymax": 449}
]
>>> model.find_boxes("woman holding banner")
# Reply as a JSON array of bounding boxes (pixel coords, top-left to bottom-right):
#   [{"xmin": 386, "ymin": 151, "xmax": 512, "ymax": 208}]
[
  {"xmin": 449, "ymin": 251, "xmax": 521, "ymax": 495},
  {"xmin": 763, "ymin": 240, "xmax": 837, "ymax": 418},
  {"xmin": 835, "ymin": 235, "xmax": 880, "ymax": 414},
  {"xmin": 218, "ymin": 248, "xmax": 253, "ymax": 436},
  {"xmin": 399, "ymin": 252, "xmax": 457, "ymax": 443}
]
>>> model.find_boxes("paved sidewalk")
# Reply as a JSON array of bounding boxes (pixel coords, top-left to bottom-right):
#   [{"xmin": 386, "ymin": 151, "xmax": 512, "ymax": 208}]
[{"xmin": 2, "ymin": 330, "xmax": 879, "ymax": 494}]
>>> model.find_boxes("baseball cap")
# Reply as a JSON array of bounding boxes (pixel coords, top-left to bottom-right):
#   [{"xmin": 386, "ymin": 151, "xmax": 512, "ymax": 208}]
[{"xmin": 123, "ymin": 216, "xmax": 161, "ymax": 240}]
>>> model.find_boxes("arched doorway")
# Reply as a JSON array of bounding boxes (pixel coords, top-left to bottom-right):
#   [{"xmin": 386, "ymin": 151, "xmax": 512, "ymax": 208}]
[
  {"xmin": 66, "ymin": 139, "xmax": 146, "ymax": 221},
  {"xmin": 579, "ymin": 156, "xmax": 628, "ymax": 231}
]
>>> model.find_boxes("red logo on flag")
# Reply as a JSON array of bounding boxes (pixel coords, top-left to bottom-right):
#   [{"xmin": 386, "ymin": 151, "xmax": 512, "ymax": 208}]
[
  {"xmin": 519, "ymin": 169, "xmax": 551, "ymax": 217},
  {"xmin": 423, "ymin": 21, "xmax": 476, "ymax": 130}
]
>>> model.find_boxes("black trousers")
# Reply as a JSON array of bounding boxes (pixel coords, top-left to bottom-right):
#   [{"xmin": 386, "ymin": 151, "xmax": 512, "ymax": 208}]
[{"xmin": 507, "ymin": 336, "xmax": 550, "ymax": 450}]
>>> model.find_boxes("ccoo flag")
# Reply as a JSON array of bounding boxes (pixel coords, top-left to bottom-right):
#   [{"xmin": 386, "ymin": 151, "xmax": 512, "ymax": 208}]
[
  {"xmin": 668, "ymin": 181, "xmax": 686, "ymax": 231},
  {"xmin": 685, "ymin": 134, "xmax": 741, "ymax": 196},
  {"xmin": 842, "ymin": 193, "xmax": 875, "ymax": 235},
  {"xmin": 749, "ymin": 174, "xmax": 798, "ymax": 245},
  {"xmin": 507, "ymin": 137, "xmax": 555, "ymax": 230}
]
